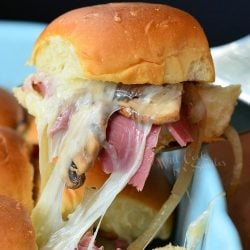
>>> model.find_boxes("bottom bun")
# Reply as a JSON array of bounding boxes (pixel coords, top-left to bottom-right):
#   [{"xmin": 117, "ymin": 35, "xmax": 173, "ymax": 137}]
[
  {"xmin": 63, "ymin": 160, "xmax": 173, "ymax": 242},
  {"xmin": 0, "ymin": 195, "xmax": 37, "ymax": 250}
]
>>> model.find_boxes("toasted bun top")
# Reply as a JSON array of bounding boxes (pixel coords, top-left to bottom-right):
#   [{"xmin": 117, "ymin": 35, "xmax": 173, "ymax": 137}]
[
  {"xmin": 0, "ymin": 127, "xmax": 34, "ymax": 213},
  {"xmin": 0, "ymin": 88, "xmax": 24, "ymax": 129},
  {"xmin": 31, "ymin": 3, "xmax": 214, "ymax": 84},
  {"xmin": 0, "ymin": 195, "xmax": 37, "ymax": 250}
]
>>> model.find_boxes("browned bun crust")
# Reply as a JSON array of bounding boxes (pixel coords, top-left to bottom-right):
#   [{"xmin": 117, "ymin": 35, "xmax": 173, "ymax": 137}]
[
  {"xmin": 0, "ymin": 88, "xmax": 24, "ymax": 129},
  {"xmin": 31, "ymin": 3, "xmax": 214, "ymax": 84},
  {"xmin": 62, "ymin": 160, "xmax": 172, "ymax": 241},
  {"xmin": 0, "ymin": 127, "xmax": 34, "ymax": 213},
  {"xmin": 0, "ymin": 195, "xmax": 37, "ymax": 250}
]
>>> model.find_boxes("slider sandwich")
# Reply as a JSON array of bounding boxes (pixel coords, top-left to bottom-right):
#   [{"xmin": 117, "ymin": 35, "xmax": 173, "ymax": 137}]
[
  {"xmin": 0, "ymin": 195, "xmax": 37, "ymax": 250},
  {"xmin": 14, "ymin": 3, "xmax": 242, "ymax": 249}
]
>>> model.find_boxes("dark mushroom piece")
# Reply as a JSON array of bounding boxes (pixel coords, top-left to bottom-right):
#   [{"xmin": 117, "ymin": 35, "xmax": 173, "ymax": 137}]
[
  {"xmin": 65, "ymin": 133, "xmax": 101, "ymax": 189},
  {"xmin": 66, "ymin": 161, "xmax": 86, "ymax": 189},
  {"xmin": 114, "ymin": 83, "xmax": 144, "ymax": 100},
  {"xmin": 115, "ymin": 84, "xmax": 183, "ymax": 124}
]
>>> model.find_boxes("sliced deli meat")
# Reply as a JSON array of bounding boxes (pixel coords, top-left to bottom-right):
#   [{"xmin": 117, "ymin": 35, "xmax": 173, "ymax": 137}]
[
  {"xmin": 100, "ymin": 114, "xmax": 161, "ymax": 191},
  {"xmin": 166, "ymin": 117, "xmax": 193, "ymax": 147},
  {"xmin": 78, "ymin": 232, "xmax": 104, "ymax": 250}
]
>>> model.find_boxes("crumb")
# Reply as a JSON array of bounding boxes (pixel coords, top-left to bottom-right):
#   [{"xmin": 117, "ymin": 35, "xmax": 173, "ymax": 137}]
[
  {"xmin": 130, "ymin": 10, "xmax": 137, "ymax": 16},
  {"xmin": 114, "ymin": 14, "xmax": 121, "ymax": 22},
  {"xmin": 15, "ymin": 202, "xmax": 21, "ymax": 210}
]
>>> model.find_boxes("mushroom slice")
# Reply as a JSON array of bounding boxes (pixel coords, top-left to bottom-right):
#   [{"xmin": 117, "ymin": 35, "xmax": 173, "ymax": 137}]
[
  {"xmin": 116, "ymin": 84, "xmax": 183, "ymax": 124},
  {"xmin": 65, "ymin": 133, "xmax": 101, "ymax": 189},
  {"xmin": 67, "ymin": 161, "xmax": 86, "ymax": 189}
]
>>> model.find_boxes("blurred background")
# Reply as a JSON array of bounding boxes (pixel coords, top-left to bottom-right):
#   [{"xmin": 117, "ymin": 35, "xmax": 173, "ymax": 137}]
[
  {"xmin": 1, "ymin": 0, "xmax": 250, "ymax": 47},
  {"xmin": 1, "ymin": 0, "xmax": 250, "ymax": 249}
]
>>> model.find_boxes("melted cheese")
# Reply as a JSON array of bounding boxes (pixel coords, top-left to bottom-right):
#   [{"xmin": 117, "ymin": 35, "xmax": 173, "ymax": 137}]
[
  {"xmin": 44, "ymin": 124, "xmax": 151, "ymax": 249},
  {"xmin": 16, "ymin": 75, "xmax": 118, "ymax": 247},
  {"xmin": 14, "ymin": 73, "xmax": 181, "ymax": 249}
]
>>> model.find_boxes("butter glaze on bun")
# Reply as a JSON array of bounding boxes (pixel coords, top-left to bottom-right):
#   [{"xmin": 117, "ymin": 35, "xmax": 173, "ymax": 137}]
[
  {"xmin": 0, "ymin": 195, "xmax": 37, "ymax": 250},
  {"xmin": 31, "ymin": 3, "xmax": 214, "ymax": 84},
  {"xmin": 0, "ymin": 127, "xmax": 34, "ymax": 213}
]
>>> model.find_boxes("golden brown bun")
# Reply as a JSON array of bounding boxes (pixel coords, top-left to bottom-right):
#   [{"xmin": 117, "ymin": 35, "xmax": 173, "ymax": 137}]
[
  {"xmin": 31, "ymin": 3, "xmax": 214, "ymax": 84},
  {"xmin": 0, "ymin": 127, "xmax": 34, "ymax": 213},
  {"xmin": 0, "ymin": 195, "xmax": 37, "ymax": 250},
  {"xmin": 62, "ymin": 160, "xmax": 172, "ymax": 242},
  {"xmin": 0, "ymin": 88, "xmax": 24, "ymax": 129}
]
